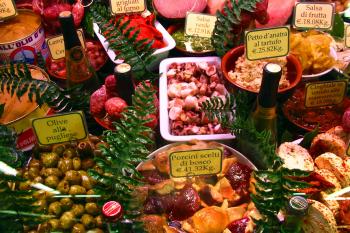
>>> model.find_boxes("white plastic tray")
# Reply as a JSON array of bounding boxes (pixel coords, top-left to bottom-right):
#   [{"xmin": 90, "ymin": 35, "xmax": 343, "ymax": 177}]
[
  {"xmin": 159, "ymin": 56, "xmax": 235, "ymax": 142},
  {"xmin": 93, "ymin": 21, "xmax": 175, "ymax": 71}
]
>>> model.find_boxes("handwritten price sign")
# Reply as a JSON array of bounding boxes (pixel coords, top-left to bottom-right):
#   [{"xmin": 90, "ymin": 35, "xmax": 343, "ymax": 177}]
[
  {"xmin": 245, "ymin": 26, "xmax": 290, "ymax": 61},
  {"xmin": 293, "ymin": 3, "xmax": 334, "ymax": 30},
  {"xmin": 169, "ymin": 148, "xmax": 223, "ymax": 178}
]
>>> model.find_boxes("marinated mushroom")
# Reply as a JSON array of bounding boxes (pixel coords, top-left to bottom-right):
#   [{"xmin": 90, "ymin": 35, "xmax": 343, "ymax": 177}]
[
  {"xmin": 28, "ymin": 167, "xmax": 40, "ymax": 179},
  {"xmin": 41, "ymin": 168, "xmax": 63, "ymax": 177},
  {"xmin": 48, "ymin": 218, "xmax": 60, "ymax": 230}
]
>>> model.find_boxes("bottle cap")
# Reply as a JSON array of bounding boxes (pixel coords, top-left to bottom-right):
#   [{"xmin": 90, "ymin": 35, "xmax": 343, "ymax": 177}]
[
  {"xmin": 102, "ymin": 201, "xmax": 123, "ymax": 221},
  {"xmin": 287, "ymin": 196, "xmax": 309, "ymax": 216},
  {"xmin": 258, "ymin": 63, "xmax": 282, "ymax": 108},
  {"xmin": 115, "ymin": 63, "xmax": 131, "ymax": 74}
]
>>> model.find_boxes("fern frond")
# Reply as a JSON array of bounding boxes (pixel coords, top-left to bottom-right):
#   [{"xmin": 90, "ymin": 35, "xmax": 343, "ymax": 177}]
[
  {"xmin": 92, "ymin": 3, "xmax": 158, "ymax": 80},
  {"xmin": 212, "ymin": 0, "xmax": 261, "ymax": 56},
  {"xmin": 88, "ymin": 81, "xmax": 156, "ymax": 232}
]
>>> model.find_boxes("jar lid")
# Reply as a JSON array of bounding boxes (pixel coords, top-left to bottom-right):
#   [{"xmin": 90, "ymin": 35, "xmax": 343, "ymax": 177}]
[
  {"xmin": 102, "ymin": 201, "xmax": 123, "ymax": 221},
  {"xmin": 287, "ymin": 196, "xmax": 309, "ymax": 216}
]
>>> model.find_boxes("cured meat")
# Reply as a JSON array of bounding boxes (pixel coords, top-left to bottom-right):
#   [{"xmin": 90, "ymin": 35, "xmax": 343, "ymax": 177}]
[
  {"xmin": 256, "ymin": 0, "xmax": 296, "ymax": 28},
  {"xmin": 153, "ymin": 0, "xmax": 207, "ymax": 19}
]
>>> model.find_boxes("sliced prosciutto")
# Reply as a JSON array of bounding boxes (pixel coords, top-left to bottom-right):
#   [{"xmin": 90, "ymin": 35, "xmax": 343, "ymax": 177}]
[
  {"xmin": 256, "ymin": 0, "xmax": 296, "ymax": 28},
  {"xmin": 154, "ymin": 0, "xmax": 207, "ymax": 19}
]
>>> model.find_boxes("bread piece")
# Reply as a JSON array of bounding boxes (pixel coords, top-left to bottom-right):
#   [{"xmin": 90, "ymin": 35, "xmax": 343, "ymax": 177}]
[
  {"xmin": 310, "ymin": 133, "xmax": 347, "ymax": 159},
  {"xmin": 316, "ymin": 168, "xmax": 342, "ymax": 192},
  {"xmin": 302, "ymin": 200, "xmax": 338, "ymax": 233},
  {"xmin": 315, "ymin": 152, "xmax": 350, "ymax": 188},
  {"xmin": 277, "ymin": 142, "xmax": 314, "ymax": 171}
]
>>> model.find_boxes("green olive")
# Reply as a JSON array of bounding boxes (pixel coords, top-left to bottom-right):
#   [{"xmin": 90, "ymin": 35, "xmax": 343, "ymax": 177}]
[
  {"xmin": 45, "ymin": 175, "xmax": 59, "ymax": 188},
  {"xmin": 81, "ymin": 158, "xmax": 95, "ymax": 170},
  {"xmin": 81, "ymin": 174, "xmax": 93, "ymax": 190},
  {"xmin": 40, "ymin": 152, "xmax": 59, "ymax": 168},
  {"xmin": 19, "ymin": 181, "xmax": 31, "ymax": 190},
  {"xmin": 33, "ymin": 199, "xmax": 47, "ymax": 212},
  {"xmin": 69, "ymin": 185, "xmax": 86, "ymax": 195},
  {"xmin": 78, "ymin": 170, "xmax": 87, "ymax": 176},
  {"xmin": 81, "ymin": 214, "xmax": 96, "ymax": 229},
  {"xmin": 58, "ymin": 158, "xmax": 73, "ymax": 173},
  {"xmin": 63, "ymin": 148, "xmax": 77, "ymax": 159},
  {"xmin": 72, "ymin": 157, "xmax": 82, "ymax": 170},
  {"xmin": 48, "ymin": 218, "xmax": 60, "ymax": 230},
  {"xmin": 72, "ymin": 223, "xmax": 86, "ymax": 233},
  {"xmin": 60, "ymin": 197, "xmax": 73, "ymax": 211},
  {"xmin": 48, "ymin": 201, "xmax": 62, "ymax": 216},
  {"xmin": 33, "ymin": 176, "xmax": 44, "ymax": 184},
  {"xmin": 52, "ymin": 144, "xmax": 65, "ymax": 156},
  {"xmin": 86, "ymin": 190, "xmax": 96, "ymax": 202},
  {"xmin": 28, "ymin": 167, "xmax": 40, "ymax": 179},
  {"xmin": 41, "ymin": 168, "xmax": 63, "ymax": 177},
  {"xmin": 37, "ymin": 222, "xmax": 51, "ymax": 233},
  {"xmin": 87, "ymin": 228, "xmax": 104, "ymax": 233},
  {"xmin": 22, "ymin": 170, "xmax": 30, "ymax": 179},
  {"xmin": 71, "ymin": 204, "xmax": 85, "ymax": 217},
  {"xmin": 95, "ymin": 215, "xmax": 103, "ymax": 228},
  {"xmin": 85, "ymin": 203, "xmax": 99, "ymax": 216},
  {"xmin": 60, "ymin": 211, "xmax": 76, "ymax": 230},
  {"xmin": 65, "ymin": 170, "xmax": 81, "ymax": 185},
  {"xmin": 28, "ymin": 158, "xmax": 41, "ymax": 169},
  {"xmin": 57, "ymin": 180, "xmax": 70, "ymax": 194}
]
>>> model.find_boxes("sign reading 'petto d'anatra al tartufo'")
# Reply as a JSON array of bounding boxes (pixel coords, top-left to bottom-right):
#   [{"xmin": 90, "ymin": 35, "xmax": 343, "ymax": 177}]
[{"xmin": 245, "ymin": 26, "xmax": 290, "ymax": 61}]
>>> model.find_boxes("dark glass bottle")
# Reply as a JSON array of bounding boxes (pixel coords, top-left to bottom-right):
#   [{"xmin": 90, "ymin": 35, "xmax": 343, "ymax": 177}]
[
  {"xmin": 58, "ymin": 11, "xmax": 99, "ymax": 92},
  {"xmin": 281, "ymin": 196, "xmax": 309, "ymax": 233},
  {"xmin": 252, "ymin": 63, "xmax": 282, "ymax": 145},
  {"xmin": 114, "ymin": 63, "xmax": 134, "ymax": 105}
]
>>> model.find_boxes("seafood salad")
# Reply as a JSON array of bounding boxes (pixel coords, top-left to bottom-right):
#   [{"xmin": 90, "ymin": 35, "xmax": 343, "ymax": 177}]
[{"xmin": 166, "ymin": 61, "xmax": 228, "ymax": 136}]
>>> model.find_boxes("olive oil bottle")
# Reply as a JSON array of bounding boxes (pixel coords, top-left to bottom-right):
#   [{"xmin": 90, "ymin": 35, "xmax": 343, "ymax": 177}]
[
  {"xmin": 252, "ymin": 63, "xmax": 282, "ymax": 145},
  {"xmin": 58, "ymin": 11, "xmax": 99, "ymax": 92},
  {"xmin": 114, "ymin": 63, "xmax": 134, "ymax": 106}
]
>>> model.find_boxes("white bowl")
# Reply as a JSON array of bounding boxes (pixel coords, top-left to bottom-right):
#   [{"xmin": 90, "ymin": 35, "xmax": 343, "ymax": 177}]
[
  {"xmin": 93, "ymin": 21, "xmax": 176, "ymax": 71},
  {"xmin": 302, "ymin": 47, "xmax": 337, "ymax": 81},
  {"xmin": 159, "ymin": 56, "xmax": 235, "ymax": 142}
]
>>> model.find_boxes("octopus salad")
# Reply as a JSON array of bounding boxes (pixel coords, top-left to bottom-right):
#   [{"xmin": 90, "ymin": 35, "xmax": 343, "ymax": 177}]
[{"xmin": 166, "ymin": 61, "xmax": 229, "ymax": 136}]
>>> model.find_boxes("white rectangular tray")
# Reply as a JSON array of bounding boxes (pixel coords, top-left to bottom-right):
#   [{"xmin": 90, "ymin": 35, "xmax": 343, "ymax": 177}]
[
  {"xmin": 159, "ymin": 56, "xmax": 235, "ymax": 142},
  {"xmin": 93, "ymin": 20, "xmax": 176, "ymax": 71}
]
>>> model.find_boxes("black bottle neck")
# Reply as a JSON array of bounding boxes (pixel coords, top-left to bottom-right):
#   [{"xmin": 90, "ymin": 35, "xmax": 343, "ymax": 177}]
[
  {"xmin": 257, "ymin": 63, "xmax": 282, "ymax": 108},
  {"xmin": 59, "ymin": 11, "xmax": 81, "ymax": 50}
]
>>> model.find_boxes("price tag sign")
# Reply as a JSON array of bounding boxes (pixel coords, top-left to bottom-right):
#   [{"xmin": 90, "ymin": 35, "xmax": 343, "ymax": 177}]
[
  {"xmin": 46, "ymin": 29, "xmax": 85, "ymax": 60},
  {"xmin": 185, "ymin": 12, "xmax": 217, "ymax": 38},
  {"xmin": 169, "ymin": 148, "xmax": 223, "ymax": 178},
  {"xmin": 305, "ymin": 80, "xmax": 347, "ymax": 108},
  {"xmin": 293, "ymin": 2, "xmax": 334, "ymax": 30},
  {"xmin": 245, "ymin": 26, "xmax": 290, "ymax": 61},
  {"xmin": 32, "ymin": 111, "xmax": 88, "ymax": 145},
  {"xmin": 110, "ymin": 0, "xmax": 146, "ymax": 14},
  {"xmin": 0, "ymin": 0, "xmax": 17, "ymax": 20},
  {"xmin": 345, "ymin": 25, "xmax": 350, "ymax": 48}
]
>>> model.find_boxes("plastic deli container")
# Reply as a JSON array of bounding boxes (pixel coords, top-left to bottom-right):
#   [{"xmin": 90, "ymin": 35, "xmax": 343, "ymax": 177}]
[
  {"xmin": 93, "ymin": 21, "xmax": 175, "ymax": 71},
  {"xmin": 0, "ymin": 10, "xmax": 49, "ymax": 63},
  {"xmin": 159, "ymin": 56, "xmax": 235, "ymax": 142}
]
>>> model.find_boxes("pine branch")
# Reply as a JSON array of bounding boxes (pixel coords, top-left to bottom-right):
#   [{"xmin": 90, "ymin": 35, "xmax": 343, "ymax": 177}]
[
  {"xmin": 212, "ymin": 0, "xmax": 261, "ymax": 56},
  {"xmin": 88, "ymin": 82, "xmax": 156, "ymax": 233},
  {"xmin": 0, "ymin": 63, "xmax": 90, "ymax": 115},
  {"xmin": 202, "ymin": 94, "xmax": 235, "ymax": 128},
  {"xmin": 91, "ymin": 3, "xmax": 158, "ymax": 80}
]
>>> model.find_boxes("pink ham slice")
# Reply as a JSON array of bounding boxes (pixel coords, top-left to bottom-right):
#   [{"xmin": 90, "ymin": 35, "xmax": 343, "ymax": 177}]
[
  {"xmin": 154, "ymin": 0, "xmax": 208, "ymax": 19},
  {"xmin": 256, "ymin": 0, "xmax": 296, "ymax": 28}
]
